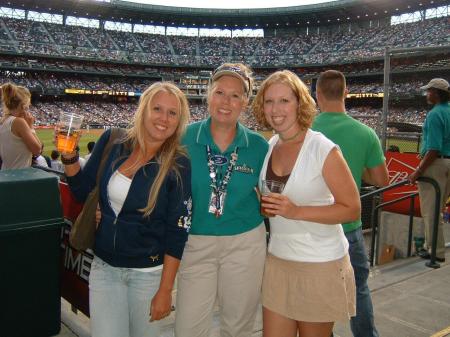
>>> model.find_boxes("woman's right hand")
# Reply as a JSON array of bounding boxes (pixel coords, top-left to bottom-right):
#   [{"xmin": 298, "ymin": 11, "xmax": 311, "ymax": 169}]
[
  {"xmin": 23, "ymin": 111, "xmax": 34, "ymax": 128},
  {"xmin": 95, "ymin": 204, "xmax": 101, "ymax": 229}
]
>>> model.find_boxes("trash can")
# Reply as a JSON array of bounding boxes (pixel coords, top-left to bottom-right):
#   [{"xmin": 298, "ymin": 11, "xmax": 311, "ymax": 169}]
[{"xmin": 0, "ymin": 168, "xmax": 65, "ymax": 337}]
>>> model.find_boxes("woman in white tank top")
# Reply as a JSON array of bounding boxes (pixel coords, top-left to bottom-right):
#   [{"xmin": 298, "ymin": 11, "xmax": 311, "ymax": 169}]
[
  {"xmin": 0, "ymin": 82, "xmax": 41, "ymax": 170},
  {"xmin": 252, "ymin": 70, "xmax": 361, "ymax": 337}
]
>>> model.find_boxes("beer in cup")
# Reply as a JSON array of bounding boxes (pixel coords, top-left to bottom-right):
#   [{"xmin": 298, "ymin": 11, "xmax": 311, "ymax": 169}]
[
  {"xmin": 260, "ymin": 179, "xmax": 285, "ymax": 218},
  {"xmin": 56, "ymin": 112, "xmax": 83, "ymax": 154}
]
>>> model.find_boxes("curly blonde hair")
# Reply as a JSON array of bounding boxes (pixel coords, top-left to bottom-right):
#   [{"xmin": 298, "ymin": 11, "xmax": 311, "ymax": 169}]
[{"xmin": 252, "ymin": 70, "xmax": 317, "ymax": 130}]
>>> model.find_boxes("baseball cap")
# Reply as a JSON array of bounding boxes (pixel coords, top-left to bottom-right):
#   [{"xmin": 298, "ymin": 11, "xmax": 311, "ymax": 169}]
[
  {"xmin": 420, "ymin": 78, "xmax": 450, "ymax": 93},
  {"xmin": 211, "ymin": 64, "xmax": 251, "ymax": 96}
]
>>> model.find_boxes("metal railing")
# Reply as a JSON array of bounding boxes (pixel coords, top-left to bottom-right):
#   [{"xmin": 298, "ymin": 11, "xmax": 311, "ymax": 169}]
[{"xmin": 361, "ymin": 177, "xmax": 442, "ymax": 269}]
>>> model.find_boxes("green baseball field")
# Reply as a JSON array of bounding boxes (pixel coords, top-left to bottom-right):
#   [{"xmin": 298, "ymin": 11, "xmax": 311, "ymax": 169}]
[{"xmin": 36, "ymin": 129, "xmax": 420, "ymax": 157}]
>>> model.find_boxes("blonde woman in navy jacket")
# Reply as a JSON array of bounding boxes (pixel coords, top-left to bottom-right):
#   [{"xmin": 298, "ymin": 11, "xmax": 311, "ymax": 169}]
[{"xmin": 61, "ymin": 82, "xmax": 192, "ymax": 337}]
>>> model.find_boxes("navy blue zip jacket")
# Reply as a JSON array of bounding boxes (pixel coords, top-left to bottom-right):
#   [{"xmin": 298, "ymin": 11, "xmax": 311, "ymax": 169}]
[{"xmin": 67, "ymin": 129, "xmax": 192, "ymax": 268}]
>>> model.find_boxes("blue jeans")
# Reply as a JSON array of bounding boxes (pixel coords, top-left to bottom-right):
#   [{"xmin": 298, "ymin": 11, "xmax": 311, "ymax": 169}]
[
  {"xmin": 345, "ymin": 228, "xmax": 379, "ymax": 337},
  {"xmin": 89, "ymin": 256, "xmax": 162, "ymax": 337}
]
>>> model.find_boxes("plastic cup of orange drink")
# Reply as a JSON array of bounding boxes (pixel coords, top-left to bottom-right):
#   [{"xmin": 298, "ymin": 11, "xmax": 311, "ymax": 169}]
[{"xmin": 56, "ymin": 112, "xmax": 83, "ymax": 154}]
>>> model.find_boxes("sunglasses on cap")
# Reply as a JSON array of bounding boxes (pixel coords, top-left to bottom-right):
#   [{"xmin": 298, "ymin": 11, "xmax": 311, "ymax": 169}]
[{"xmin": 212, "ymin": 65, "xmax": 251, "ymax": 96}]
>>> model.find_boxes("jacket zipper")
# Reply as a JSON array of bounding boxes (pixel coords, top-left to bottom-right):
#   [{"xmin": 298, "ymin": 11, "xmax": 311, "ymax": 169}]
[
  {"xmin": 113, "ymin": 217, "xmax": 118, "ymax": 252},
  {"xmin": 107, "ymin": 158, "xmax": 152, "ymax": 254}
]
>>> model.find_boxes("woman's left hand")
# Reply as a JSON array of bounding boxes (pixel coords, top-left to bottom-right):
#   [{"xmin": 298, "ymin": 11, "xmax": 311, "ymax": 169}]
[
  {"xmin": 149, "ymin": 288, "xmax": 172, "ymax": 322},
  {"xmin": 261, "ymin": 193, "xmax": 298, "ymax": 219}
]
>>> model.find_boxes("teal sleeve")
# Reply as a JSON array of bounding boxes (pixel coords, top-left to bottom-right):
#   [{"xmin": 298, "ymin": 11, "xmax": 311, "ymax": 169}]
[{"xmin": 424, "ymin": 113, "xmax": 444, "ymax": 152}]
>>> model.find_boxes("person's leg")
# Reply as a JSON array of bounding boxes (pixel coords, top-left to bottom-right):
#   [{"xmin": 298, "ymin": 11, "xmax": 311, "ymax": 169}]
[
  {"xmin": 89, "ymin": 256, "xmax": 129, "ymax": 337},
  {"xmin": 217, "ymin": 224, "xmax": 266, "ymax": 337},
  {"xmin": 175, "ymin": 235, "xmax": 219, "ymax": 337},
  {"xmin": 418, "ymin": 160, "xmax": 447, "ymax": 259},
  {"xmin": 297, "ymin": 321, "xmax": 334, "ymax": 337},
  {"xmin": 262, "ymin": 307, "xmax": 297, "ymax": 337},
  {"xmin": 128, "ymin": 268, "xmax": 162, "ymax": 337},
  {"xmin": 345, "ymin": 228, "xmax": 378, "ymax": 337}
]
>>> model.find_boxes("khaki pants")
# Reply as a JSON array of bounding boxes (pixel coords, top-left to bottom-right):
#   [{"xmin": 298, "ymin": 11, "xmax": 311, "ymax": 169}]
[
  {"xmin": 175, "ymin": 224, "xmax": 266, "ymax": 337},
  {"xmin": 418, "ymin": 158, "xmax": 450, "ymax": 259}
]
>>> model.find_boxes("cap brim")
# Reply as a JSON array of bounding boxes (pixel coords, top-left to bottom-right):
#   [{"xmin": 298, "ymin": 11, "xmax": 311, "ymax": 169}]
[
  {"xmin": 212, "ymin": 70, "xmax": 249, "ymax": 94},
  {"xmin": 420, "ymin": 84, "xmax": 430, "ymax": 91}
]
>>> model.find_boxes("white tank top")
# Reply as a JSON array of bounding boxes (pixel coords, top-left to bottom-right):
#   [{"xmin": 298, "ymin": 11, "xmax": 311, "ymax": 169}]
[
  {"xmin": 260, "ymin": 130, "xmax": 349, "ymax": 263},
  {"xmin": 0, "ymin": 116, "xmax": 32, "ymax": 170},
  {"xmin": 106, "ymin": 169, "xmax": 163, "ymax": 273}
]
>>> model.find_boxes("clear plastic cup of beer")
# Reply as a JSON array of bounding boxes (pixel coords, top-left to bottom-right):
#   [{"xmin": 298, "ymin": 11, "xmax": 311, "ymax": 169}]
[
  {"xmin": 260, "ymin": 180, "xmax": 285, "ymax": 217},
  {"xmin": 55, "ymin": 112, "xmax": 83, "ymax": 154}
]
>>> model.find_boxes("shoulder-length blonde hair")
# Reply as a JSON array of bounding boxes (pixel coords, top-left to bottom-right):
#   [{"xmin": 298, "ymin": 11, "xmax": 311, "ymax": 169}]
[
  {"xmin": 0, "ymin": 82, "xmax": 31, "ymax": 123},
  {"xmin": 252, "ymin": 70, "xmax": 317, "ymax": 130},
  {"xmin": 126, "ymin": 82, "xmax": 190, "ymax": 217}
]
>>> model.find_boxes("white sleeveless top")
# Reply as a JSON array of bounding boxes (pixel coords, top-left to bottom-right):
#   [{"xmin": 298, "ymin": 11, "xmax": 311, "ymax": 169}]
[
  {"xmin": 0, "ymin": 116, "xmax": 32, "ymax": 170},
  {"xmin": 260, "ymin": 129, "xmax": 349, "ymax": 263}
]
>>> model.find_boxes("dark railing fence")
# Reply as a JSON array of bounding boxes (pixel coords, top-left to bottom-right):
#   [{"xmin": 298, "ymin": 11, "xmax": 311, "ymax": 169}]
[
  {"xmin": 33, "ymin": 166, "xmax": 443, "ymax": 268},
  {"xmin": 361, "ymin": 177, "xmax": 442, "ymax": 269}
]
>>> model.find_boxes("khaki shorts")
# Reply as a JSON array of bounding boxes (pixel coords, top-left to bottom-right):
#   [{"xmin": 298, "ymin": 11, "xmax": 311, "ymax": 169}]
[{"xmin": 262, "ymin": 253, "xmax": 356, "ymax": 323}]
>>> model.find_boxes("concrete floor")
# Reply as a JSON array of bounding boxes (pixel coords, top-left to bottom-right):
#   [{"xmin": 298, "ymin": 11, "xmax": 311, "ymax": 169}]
[{"xmin": 56, "ymin": 249, "xmax": 450, "ymax": 337}]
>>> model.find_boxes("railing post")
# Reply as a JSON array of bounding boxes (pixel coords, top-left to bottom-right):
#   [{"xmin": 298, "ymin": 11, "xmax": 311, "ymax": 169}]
[
  {"xmin": 370, "ymin": 195, "xmax": 380, "ymax": 267},
  {"xmin": 407, "ymin": 194, "xmax": 415, "ymax": 257},
  {"xmin": 417, "ymin": 177, "xmax": 442, "ymax": 269}
]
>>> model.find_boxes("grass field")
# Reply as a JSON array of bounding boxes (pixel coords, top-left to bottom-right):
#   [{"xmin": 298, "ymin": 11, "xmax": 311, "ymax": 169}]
[
  {"xmin": 37, "ymin": 128, "xmax": 275, "ymax": 158},
  {"xmin": 36, "ymin": 129, "xmax": 421, "ymax": 157},
  {"xmin": 386, "ymin": 137, "xmax": 421, "ymax": 153}
]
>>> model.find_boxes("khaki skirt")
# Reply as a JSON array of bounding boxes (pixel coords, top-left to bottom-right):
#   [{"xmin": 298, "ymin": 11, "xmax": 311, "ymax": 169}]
[{"xmin": 262, "ymin": 253, "xmax": 356, "ymax": 323}]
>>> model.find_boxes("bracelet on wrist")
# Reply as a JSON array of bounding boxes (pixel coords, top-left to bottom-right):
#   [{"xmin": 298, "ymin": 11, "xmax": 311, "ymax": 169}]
[{"xmin": 61, "ymin": 153, "xmax": 79, "ymax": 165}]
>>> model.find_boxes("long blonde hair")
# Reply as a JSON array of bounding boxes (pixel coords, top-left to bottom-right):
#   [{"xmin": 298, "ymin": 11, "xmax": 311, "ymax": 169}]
[
  {"xmin": 252, "ymin": 70, "xmax": 317, "ymax": 130},
  {"xmin": 0, "ymin": 82, "xmax": 31, "ymax": 123},
  {"xmin": 126, "ymin": 82, "xmax": 190, "ymax": 217}
]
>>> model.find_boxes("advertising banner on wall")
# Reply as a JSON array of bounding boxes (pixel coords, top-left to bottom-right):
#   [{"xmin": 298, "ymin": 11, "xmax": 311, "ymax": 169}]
[
  {"xmin": 383, "ymin": 152, "xmax": 421, "ymax": 216},
  {"xmin": 59, "ymin": 183, "xmax": 91, "ymax": 317}
]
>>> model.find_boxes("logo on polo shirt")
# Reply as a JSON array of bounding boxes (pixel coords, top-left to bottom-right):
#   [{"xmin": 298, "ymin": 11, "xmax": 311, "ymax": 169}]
[{"xmin": 234, "ymin": 163, "xmax": 253, "ymax": 174}]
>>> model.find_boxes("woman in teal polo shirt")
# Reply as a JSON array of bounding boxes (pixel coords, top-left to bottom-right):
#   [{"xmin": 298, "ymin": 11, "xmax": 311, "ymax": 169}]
[{"xmin": 175, "ymin": 63, "xmax": 268, "ymax": 337}]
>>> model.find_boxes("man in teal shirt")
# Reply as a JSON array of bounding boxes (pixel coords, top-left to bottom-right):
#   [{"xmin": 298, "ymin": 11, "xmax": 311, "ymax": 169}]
[
  {"xmin": 313, "ymin": 70, "xmax": 388, "ymax": 337},
  {"xmin": 409, "ymin": 78, "xmax": 450, "ymax": 263}
]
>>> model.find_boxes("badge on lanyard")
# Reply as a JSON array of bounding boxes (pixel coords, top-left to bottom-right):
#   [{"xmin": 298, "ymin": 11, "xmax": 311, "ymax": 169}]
[
  {"xmin": 208, "ymin": 190, "xmax": 227, "ymax": 217},
  {"xmin": 206, "ymin": 145, "xmax": 239, "ymax": 218}
]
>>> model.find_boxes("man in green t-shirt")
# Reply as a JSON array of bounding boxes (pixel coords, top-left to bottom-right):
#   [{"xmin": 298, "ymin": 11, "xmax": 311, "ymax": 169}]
[{"xmin": 313, "ymin": 70, "xmax": 389, "ymax": 337}]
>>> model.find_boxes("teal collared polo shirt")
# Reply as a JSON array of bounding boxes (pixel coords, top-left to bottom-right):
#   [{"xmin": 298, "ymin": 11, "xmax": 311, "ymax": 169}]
[
  {"xmin": 182, "ymin": 118, "xmax": 268, "ymax": 236},
  {"xmin": 421, "ymin": 102, "xmax": 450, "ymax": 157}
]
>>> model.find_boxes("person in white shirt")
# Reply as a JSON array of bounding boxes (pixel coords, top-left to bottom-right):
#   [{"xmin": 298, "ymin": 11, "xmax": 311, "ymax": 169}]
[
  {"xmin": 252, "ymin": 70, "xmax": 360, "ymax": 337},
  {"xmin": 0, "ymin": 82, "xmax": 41, "ymax": 170},
  {"xmin": 50, "ymin": 150, "xmax": 64, "ymax": 172},
  {"xmin": 75, "ymin": 146, "xmax": 87, "ymax": 169}
]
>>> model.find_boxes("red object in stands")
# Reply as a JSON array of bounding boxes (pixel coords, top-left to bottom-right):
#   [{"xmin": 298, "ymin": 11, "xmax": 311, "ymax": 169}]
[{"xmin": 383, "ymin": 152, "xmax": 421, "ymax": 217}]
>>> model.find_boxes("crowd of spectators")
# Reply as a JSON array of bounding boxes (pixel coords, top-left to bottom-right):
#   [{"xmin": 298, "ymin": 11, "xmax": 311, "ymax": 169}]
[
  {"xmin": 1, "ymin": 67, "xmax": 440, "ymax": 98},
  {"xmin": 25, "ymin": 99, "xmax": 427, "ymax": 133},
  {"xmin": 0, "ymin": 16, "xmax": 447, "ymax": 67},
  {"xmin": 0, "ymin": 13, "xmax": 445, "ymax": 134},
  {"xmin": 1, "ymin": 52, "xmax": 447, "ymax": 87}
]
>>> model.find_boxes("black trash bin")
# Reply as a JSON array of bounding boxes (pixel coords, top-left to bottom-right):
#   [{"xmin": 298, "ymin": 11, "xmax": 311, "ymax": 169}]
[{"xmin": 0, "ymin": 168, "xmax": 64, "ymax": 337}]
